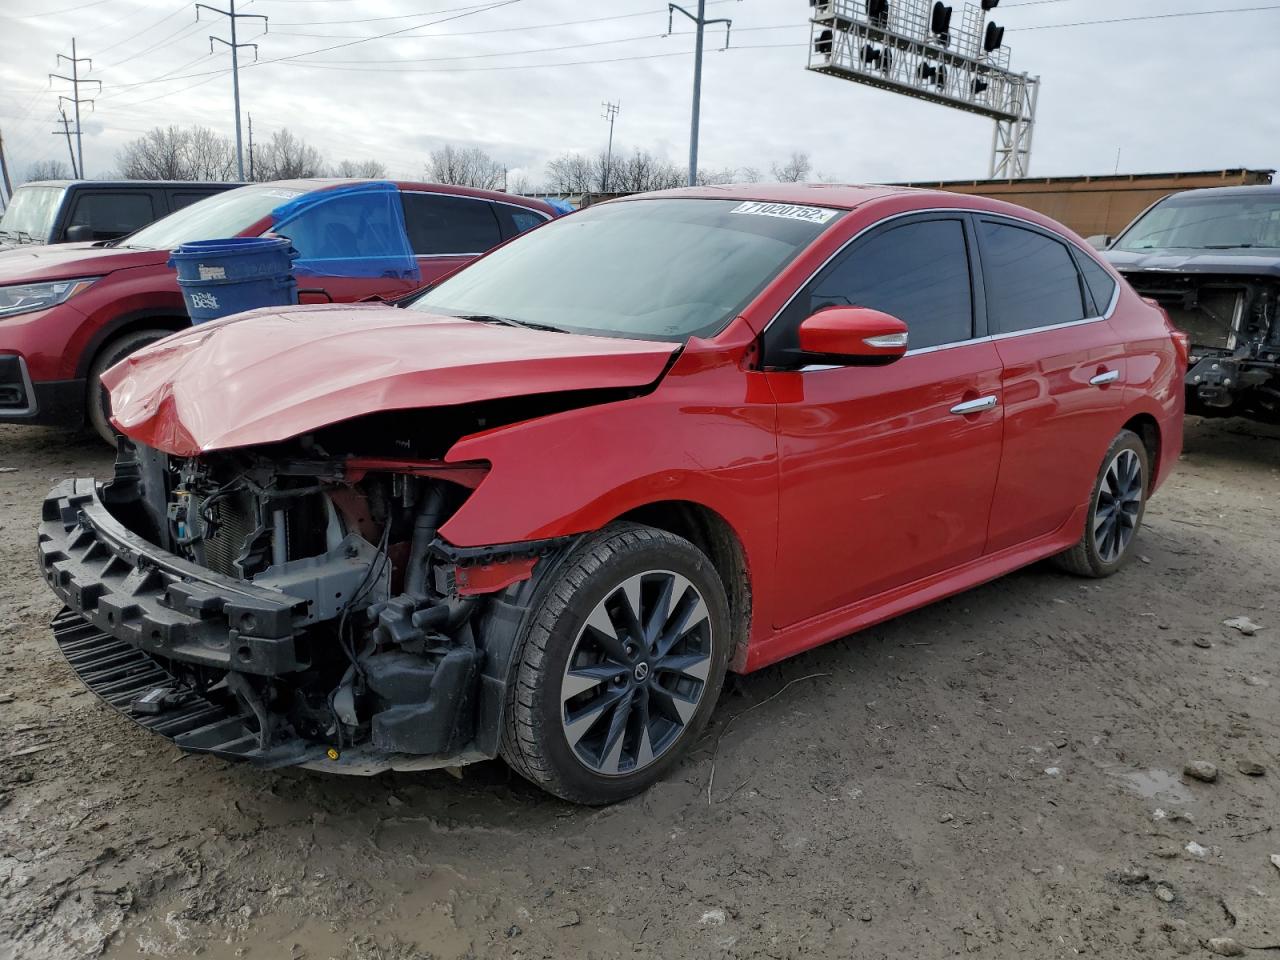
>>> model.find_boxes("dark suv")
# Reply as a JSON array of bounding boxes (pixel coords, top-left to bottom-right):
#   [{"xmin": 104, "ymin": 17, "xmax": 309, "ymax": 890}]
[
  {"xmin": 1102, "ymin": 185, "xmax": 1280, "ymax": 423},
  {"xmin": 0, "ymin": 180, "xmax": 236, "ymax": 248}
]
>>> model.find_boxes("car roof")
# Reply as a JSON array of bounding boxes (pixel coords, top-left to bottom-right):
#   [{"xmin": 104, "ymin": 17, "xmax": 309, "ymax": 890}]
[
  {"xmin": 1157, "ymin": 184, "xmax": 1280, "ymax": 200},
  {"xmin": 19, "ymin": 180, "xmax": 239, "ymax": 189},
  {"xmin": 269, "ymin": 178, "xmax": 557, "ymax": 214},
  {"xmin": 624, "ymin": 182, "xmax": 921, "ymax": 210}
]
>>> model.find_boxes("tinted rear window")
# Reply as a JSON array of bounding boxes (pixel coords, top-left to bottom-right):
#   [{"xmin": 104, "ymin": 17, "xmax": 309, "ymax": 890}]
[
  {"xmin": 401, "ymin": 193, "xmax": 503, "ymax": 255},
  {"xmin": 979, "ymin": 220, "xmax": 1086, "ymax": 334}
]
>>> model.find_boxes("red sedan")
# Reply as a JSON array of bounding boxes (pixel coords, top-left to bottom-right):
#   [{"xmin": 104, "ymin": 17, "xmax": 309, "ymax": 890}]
[
  {"xmin": 0, "ymin": 179, "xmax": 555, "ymax": 442},
  {"xmin": 38, "ymin": 185, "xmax": 1185, "ymax": 804}
]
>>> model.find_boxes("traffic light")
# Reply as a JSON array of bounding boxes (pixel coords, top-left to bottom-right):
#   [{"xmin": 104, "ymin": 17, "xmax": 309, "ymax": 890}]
[
  {"xmin": 868, "ymin": 0, "xmax": 890, "ymax": 28},
  {"xmin": 981, "ymin": 0, "xmax": 1000, "ymax": 9},
  {"xmin": 984, "ymin": 21, "xmax": 1005, "ymax": 52}
]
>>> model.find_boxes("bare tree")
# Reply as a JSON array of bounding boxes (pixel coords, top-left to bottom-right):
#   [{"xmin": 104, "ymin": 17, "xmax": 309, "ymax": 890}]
[
  {"xmin": 332, "ymin": 158, "xmax": 388, "ymax": 179},
  {"xmin": 253, "ymin": 129, "xmax": 326, "ymax": 181},
  {"xmin": 771, "ymin": 152, "xmax": 813, "ymax": 183},
  {"xmin": 23, "ymin": 160, "xmax": 73, "ymax": 182},
  {"xmin": 507, "ymin": 173, "xmax": 534, "ymax": 196},
  {"xmin": 545, "ymin": 152, "xmax": 595, "ymax": 193},
  {"xmin": 696, "ymin": 166, "xmax": 740, "ymax": 186},
  {"xmin": 426, "ymin": 145, "xmax": 505, "ymax": 190},
  {"xmin": 116, "ymin": 125, "xmax": 236, "ymax": 181},
  {"xmin": 612, "ymin": 149, "xmax": 683, "ymax": 193}
]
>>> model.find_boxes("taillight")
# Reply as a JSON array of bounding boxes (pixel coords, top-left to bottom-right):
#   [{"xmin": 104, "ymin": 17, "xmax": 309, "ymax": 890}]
[{"xmin": 1171, "ymin": 329, "xmax": 1191, "ymax": 369}]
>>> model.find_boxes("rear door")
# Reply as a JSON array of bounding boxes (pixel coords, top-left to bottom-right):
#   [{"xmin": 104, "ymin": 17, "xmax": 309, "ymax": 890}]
[
  {"xmin": 765, "ymin": 213, "xmax": 1005, "ymax": 627},
  {"xmin": 400, "ymin": 191, "xmax": 505, "ymax": 285},
  {"xmin": 975, "ymin": 216, "xmax": 1127, "ymax": 552}
]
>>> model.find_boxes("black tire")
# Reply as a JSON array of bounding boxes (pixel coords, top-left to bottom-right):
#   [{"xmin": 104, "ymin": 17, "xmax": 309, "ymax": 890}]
[
  {"xmin": 86, "ymin": 328, "xmax": 173, "ymax": 445},
  {"xmin": 500, "ymin": 523, "xmax": 731, "ymax": 805},
  {"xmin": 1053, "ymin": 429, "xmax": 1150, "ymax": 578}
]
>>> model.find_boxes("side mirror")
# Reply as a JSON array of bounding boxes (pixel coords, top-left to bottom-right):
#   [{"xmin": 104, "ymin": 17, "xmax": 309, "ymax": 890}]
[
  {"xmin": 792, "ymin": 306, "xmax": 909, "ymax": 366},
  {"xmin": 1085, "ymin": 234, "xmax": 1112, "ymax": 251},
  {"xmin": 64, "ymin": 224, "xmax": 94, "ymax": 243}
]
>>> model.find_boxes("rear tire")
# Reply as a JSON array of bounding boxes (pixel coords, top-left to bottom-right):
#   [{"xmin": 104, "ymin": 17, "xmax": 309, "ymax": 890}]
[
  {"xmin": 1053, "ymin": 429, "xmax": 1149, "ymax": 578},
  {"xmin": 86, "ymin": 328, "xmax": 173, "ymax": 445},
  {"xmin": 500, "ymin": 523, "xmax": 730, "ymax": 805}
]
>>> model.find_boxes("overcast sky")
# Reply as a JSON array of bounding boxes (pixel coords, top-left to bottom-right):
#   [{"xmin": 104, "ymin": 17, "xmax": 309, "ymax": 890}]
[{"xmin": 1, "ymin": 0, "xmax": 1276, "ymax": 189}]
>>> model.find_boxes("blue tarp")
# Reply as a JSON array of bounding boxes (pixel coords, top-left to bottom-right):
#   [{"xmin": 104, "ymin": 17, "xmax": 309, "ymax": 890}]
[
  {"xmin": 270, "ymin": 181, "xmax": 419, "ymax": 281},
  {"xmin": 540, "ymin": 197, "xmax": 576, "ymax": 215}
]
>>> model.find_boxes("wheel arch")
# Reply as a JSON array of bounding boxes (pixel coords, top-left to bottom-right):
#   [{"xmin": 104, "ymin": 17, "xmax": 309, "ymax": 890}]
[
  {"xmin": 76, "ymin": 309, "xmax": 189, "ymax": 381},
  {"xmin": 613, "ymin": 500, "xmax": 753, "ymax": 672},
  {"xmin": 1120, "ymin": 411, "xmax": 1161, "ymax": 491},
  {"xmin": 468, "ymin": 500, "xmax": 754, "ymax": 760}
]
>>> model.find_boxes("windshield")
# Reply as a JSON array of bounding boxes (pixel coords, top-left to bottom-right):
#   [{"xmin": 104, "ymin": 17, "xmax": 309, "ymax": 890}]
[
  {"xmin": 0, "ymin": 185, "xmax": 64, "ymax": 242},
  {"xmin": 408, "ymin": 197, "xmax": 841, "ymax": 341},
  {"xmin": 123, "ymin": 184, "xmax": 303, "ymax": 250},
  {"xmin": 1115, "ymin": 192, "xmax": 1280, "ymax": 251}
]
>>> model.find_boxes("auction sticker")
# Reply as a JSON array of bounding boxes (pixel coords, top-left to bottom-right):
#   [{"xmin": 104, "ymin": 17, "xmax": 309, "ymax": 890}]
[{"xmin": 730, "ymin": 201, "xmax": 839, "ymax": 224}]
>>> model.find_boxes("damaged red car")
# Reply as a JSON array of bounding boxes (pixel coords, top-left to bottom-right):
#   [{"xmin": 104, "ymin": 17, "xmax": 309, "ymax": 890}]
[{"xmin": 38, "ymin": 185, "xmax": 1186, "ymax": 804}]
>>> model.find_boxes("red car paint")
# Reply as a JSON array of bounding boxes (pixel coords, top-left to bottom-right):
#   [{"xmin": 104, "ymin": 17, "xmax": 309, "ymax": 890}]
[
  {"xmin": 105, "ymin": 184, "xmax": 1184, "ymax": 675},
  {"xmin": 0, "ymin": 179, "xmax": 555, "ymax": 430},
  {"xmin": 104, "ymin": 305, "xmax": 678, "ymax": 454}
]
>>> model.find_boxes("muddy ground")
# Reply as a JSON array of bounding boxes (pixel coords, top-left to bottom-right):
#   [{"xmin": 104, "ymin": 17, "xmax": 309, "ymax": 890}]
[{"xmin": 1, "ymin": 418, "xmax": 1277, "ymax": 960}]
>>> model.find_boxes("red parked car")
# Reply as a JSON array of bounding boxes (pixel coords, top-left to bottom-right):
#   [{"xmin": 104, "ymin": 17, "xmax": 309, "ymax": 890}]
[
  {"xmin": 38, "ymin": 185, "xmax": 1185, "ymax": 804},
  {"xmin": 0, "ymin": 179, "xmax": 555, "ymax": 442}
]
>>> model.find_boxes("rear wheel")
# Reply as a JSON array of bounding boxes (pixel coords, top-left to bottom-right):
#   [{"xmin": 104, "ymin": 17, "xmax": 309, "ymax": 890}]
[
  {"xmin": 500, "ymin": 524, "xmax": 730, "ymax": 805},
  {"xmin": 86, "ymin": 328, "xmax": 173, "ymax": 445},
  {"xmin": 1053, "ymin": 429, "xmax": 1149, "ymax": 578}
]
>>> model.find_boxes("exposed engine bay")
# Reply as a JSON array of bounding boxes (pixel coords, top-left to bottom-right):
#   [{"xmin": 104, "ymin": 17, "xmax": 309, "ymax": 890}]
[
  {"xmin": 38, "ymin": 432, "xmax": 568, "ymax": 773},
  {"xmin": 1121, "ymin": 270, "xmax": 1280, "ymax": 422}
]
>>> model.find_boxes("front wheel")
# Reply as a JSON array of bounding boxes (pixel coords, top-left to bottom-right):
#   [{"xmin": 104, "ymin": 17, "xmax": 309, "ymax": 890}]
[
  {"xmin": 86, "ymin": 328, "xmax": 173, "ymax": 445},
  {"xmin": 1053, "ymin": 429, "xmax": 1150, "ymax": 578},
  {"xmin": 500, "ymin": 524, "xmax": 730, "ymax": 805}
]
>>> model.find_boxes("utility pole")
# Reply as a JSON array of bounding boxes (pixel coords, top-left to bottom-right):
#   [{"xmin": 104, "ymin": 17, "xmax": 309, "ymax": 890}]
[
  {"xmin": 601, "ymin": 101, "xmax": 620, "ymax": 193},
  {"xmin": 197, "ymin": 0, "xmax": 268, "ymax": 181},
  {"xmin": 0, "ymin": 129, "xmax": 13, "ymax": 206},
  {"xmin": 54, "ymin": 109, "xmax": 80, "ymax": 178},
  {"xmin": 247, "ymin": 111, "xmax": 255, "ymax": 181},
  {"xmin": 50, "ymin": 38, "xmax": 98, "ymax": 179},
  {"xmin": 668, "ymin": 2, "xmax": 731, "ymax": 187}
]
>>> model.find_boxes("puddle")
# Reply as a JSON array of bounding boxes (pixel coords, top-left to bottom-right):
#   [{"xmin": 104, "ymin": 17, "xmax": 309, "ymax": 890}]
[{"xmin": 1107, "ymin": 767, "xmax": 1195, "ymax": 804}]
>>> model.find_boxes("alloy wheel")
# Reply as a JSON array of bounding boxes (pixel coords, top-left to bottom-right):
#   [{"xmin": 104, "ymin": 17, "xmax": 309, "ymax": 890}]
[
  {"xmin": 560, "ymin": 569, "xmax": 714, "ymax": 776},
  {"xmin": 1093, "ymin": 448, "xmax": 1143, "ymax": 563}
]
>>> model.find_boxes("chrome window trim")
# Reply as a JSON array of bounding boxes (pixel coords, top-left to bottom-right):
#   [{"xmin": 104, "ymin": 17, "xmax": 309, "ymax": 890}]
[{"xmin": 766, "ymin": 207, "xmax": 1121, "ymax": 366}]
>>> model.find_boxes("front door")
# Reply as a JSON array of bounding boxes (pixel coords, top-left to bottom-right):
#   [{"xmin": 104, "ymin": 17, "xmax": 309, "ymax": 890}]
[{"xmin": 763, "ymin": 214, "xmax": 1004, "ymax": 628}]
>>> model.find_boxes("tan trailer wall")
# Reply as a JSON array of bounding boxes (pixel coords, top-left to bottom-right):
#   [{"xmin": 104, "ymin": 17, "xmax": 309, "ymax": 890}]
[{"xmin": 899, "ymin": 170, "xmax": 1274, "ymax": 239}]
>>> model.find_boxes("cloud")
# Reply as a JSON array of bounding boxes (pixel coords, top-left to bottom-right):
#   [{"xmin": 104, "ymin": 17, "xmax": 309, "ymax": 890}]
[{"xmin": 2, "ymin": 0, "xmax": 1275, "ymax": 186}]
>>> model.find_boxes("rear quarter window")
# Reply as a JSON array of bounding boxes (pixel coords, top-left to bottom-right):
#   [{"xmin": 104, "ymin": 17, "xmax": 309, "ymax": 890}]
[{"xmin": 1077, "ymin": 255, "xmax": 1118, "ymax": 315}]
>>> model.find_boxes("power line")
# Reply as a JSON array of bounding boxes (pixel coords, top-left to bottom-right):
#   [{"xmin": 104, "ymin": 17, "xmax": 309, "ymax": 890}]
[
  {"xmin": 1, "ymin": 0, "xmax": 114, "ymax": 20},
  {"xmin": 93, "ymin": 1, "xmax": 192, "ymax": 57},
  {"xmin": 95, "ymin": 18, "xmax": 210, "ymax": 72},
  {"xmin": 1010, "ymin": 2, "xmax": 1280, "ymax": 29},
  {"xmin": 269, "ymin": 0, "xmax": 509, "ymax": 27}
]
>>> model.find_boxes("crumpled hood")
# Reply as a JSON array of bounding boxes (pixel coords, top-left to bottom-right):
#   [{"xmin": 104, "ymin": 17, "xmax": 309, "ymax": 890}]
[
  {"xmin": 0, "ymin": 241, "xmax": 167, "ymax": 282},
  {"xmin": 1105, "ymin": 248, "xmax": 1280, "ymax": 279},
  {"xmin": 102, "ymin": 304, "xmax": 679, "ymax": 456}
]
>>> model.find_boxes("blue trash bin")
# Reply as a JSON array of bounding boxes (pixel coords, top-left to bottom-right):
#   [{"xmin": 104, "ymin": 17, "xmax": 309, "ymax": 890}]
[{"xmin": 168, "ymin": 237, "xmax": 299, "ymax": 324}]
